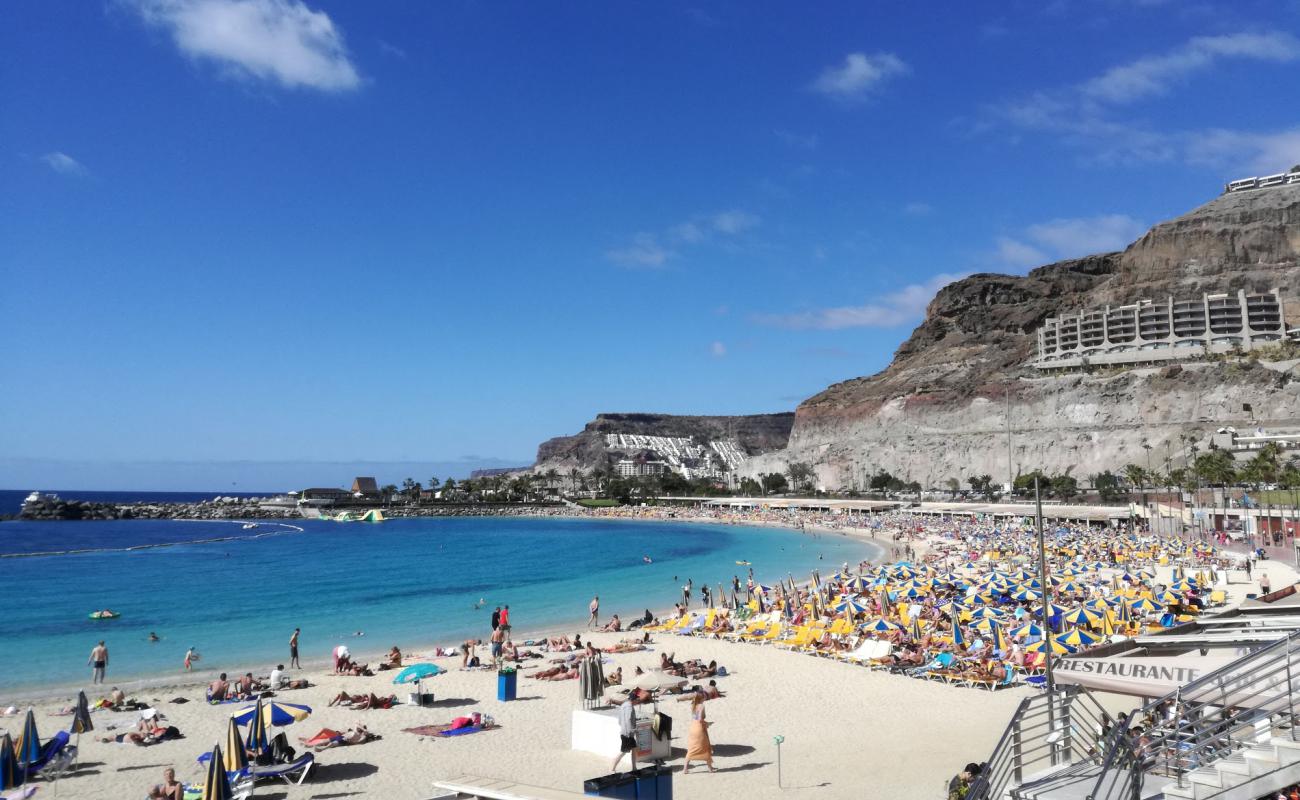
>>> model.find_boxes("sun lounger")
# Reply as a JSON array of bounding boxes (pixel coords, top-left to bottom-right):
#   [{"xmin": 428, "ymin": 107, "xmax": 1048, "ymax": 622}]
[
  {"xmin": 246, "ymin": 752, "xmax": 314, "ymax": 785},
  {"xmin": 839, "ymin": 638, "xmax": 886, "ymax": 664}
]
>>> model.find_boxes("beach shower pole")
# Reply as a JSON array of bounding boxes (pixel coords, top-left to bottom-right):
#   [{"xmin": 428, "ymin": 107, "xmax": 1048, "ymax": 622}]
[
  {"xmin": 1035, "ymin": 477, "xmax": 1058, "ymax": 764},
  {"xmin": 773, "ymin": 735, "xmax": 784, "ymax": 787}
]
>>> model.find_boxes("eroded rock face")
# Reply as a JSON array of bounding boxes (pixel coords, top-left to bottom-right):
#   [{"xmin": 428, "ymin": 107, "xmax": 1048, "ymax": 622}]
[
  {"xmin": 756, "ymin": 185, "xmax": 1300, "ymax": 487},
  {"xmin": 535, "ymin": 412, "xmax": 795, "ymax": 470}
]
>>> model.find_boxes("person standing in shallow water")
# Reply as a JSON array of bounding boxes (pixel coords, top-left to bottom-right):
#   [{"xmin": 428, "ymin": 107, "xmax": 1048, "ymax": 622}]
[
  {"xmin": 289, "ymin": 628, "xmax": 300, "ymax": 669},
  {"xmin": 88, "ymin": 640, "xmax": 108, "ymax": 684},
  {"xmin": 491, "ymin": 606, "xmax": 501, "ymax": 631}
]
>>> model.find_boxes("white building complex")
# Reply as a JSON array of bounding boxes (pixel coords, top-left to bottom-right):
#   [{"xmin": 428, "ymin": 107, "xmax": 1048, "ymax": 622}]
[
  {"xmin": 605, "ymin": 433, "xmax": 748, "ymax": 480},
  {"xmin": 1035, "ymin": 288, "xmax": 1293, "ymax": 370}
]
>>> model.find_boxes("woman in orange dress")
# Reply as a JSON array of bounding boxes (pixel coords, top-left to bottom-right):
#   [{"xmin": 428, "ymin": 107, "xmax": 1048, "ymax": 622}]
[{"xmin": 683, "ymin": 692, "xmax": 715, "ymax": 773}]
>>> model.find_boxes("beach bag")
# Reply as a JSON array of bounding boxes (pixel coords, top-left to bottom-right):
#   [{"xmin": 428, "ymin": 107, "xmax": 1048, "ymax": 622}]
[
  {"xmin": 652, "ymin": 712, "xmax": 672, "ymax": 741},
  {"xmin": 717, "ymin": 666, "xmax": 728, "ymax": 676}
]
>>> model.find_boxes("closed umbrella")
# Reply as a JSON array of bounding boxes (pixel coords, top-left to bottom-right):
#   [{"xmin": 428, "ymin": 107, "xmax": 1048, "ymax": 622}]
[
  {"xmin": 70, "ymin": 689, "xmax": 93, "ymax": 769},
  {"xmin": 0, "ymin": 733, "xmax": 23, "ymax": 790},
  {"xmin": 14, "ymin": 710, "xmax": 40, "ymax": 768},
  {"xmin": 950, "ymin": 605, "xmax": 964, "ymax": 648},
  {"xmin": 223, "ymin": 717, "xmax": 249, "ymax": 774},
  {"xmin": 244, "ymin": 696, "xmax": 269, "ymax": 757},
  {"xmin": 201, "ymin": 744, "xmax": 234, "ymax": 800},
  {"xmin": 989, "ymin": 620, "xmax": 1009, "ymax": 652}
]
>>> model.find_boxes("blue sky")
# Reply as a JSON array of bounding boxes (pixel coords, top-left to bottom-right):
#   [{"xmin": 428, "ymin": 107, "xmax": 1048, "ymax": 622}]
[{"xmin": 3, "ymin": 0, "xmax": 1299, "ymax": 490}]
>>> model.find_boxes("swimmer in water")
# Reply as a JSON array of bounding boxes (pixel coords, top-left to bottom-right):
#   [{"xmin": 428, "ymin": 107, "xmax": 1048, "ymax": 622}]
[
  {"xmin": 643, "ymin": 555, "xmax": 652, "ymax": 563},
  {"xmin": 148, "ymin": 632, "xmax": 160, "ymax": 642}
]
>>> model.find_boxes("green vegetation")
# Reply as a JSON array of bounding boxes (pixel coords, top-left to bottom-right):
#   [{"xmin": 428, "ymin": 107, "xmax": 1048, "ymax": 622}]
[{"xmin": 576, "ymin": 498, "xmax": 620, "ymax": 507}]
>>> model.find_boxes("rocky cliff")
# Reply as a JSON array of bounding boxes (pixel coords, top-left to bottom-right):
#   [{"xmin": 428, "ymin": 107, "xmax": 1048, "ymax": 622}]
[
  {"xmin": 744, "ymin": 183, "xmax": 1300, "ymax": 488},
  {"xmin": 535, "ymin": 412, "xmax": 795, "ymax": 470}
]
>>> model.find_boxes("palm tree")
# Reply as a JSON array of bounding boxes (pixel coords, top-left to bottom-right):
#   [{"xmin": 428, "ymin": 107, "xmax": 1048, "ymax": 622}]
[
  {"xmin": 568, "ymin": 468, "xmax": 582, "ymax": 497},
  {"xmin": 380, "ymin": 484, "xmax": 398, "ymax": 506},
  {"xmin": 1123, "ymin": 463, "xmax": 1147, "ymax": 506}
]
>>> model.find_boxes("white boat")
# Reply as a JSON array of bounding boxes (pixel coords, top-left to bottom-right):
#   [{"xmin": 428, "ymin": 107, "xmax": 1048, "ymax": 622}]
[
  {"xmin": 242, "ymin": 523, "xmax": 259, "ymax": 530},
  {"xmin": 23, "ymin": 491, "xmax": 59, "ymax": 505}
]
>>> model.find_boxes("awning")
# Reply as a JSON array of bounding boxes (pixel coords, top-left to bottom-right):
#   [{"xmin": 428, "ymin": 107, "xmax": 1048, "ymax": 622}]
[{"xmin": 1054, "ymin": 654, "xmax": 1238, "ymax": 697}]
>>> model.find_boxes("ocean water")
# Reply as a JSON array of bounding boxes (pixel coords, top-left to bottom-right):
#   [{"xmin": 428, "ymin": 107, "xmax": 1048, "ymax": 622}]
[{"xmin": 0, "ymin": 515, "xmax": 878, "ymax": 694}]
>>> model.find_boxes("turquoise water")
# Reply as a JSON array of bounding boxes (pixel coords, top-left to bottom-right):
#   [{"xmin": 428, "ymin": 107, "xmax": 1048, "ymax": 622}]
[{"xmin": 0, "ymin": 515, "xmax": 878, "ymax": 693}]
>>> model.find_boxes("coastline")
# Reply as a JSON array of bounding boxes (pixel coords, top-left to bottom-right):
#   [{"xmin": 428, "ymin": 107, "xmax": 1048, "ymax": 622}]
[{"xmin": 1, "ymin": 512, "xmax": 889, "ymax": 703}]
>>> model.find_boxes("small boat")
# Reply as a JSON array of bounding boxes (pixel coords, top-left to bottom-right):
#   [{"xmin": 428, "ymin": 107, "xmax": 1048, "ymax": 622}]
[
  {"xmin": 242, "ymin": 523, "xmax": 259, "ymax": 530},
  {"xmin": 735, "ymin": 561, "xmax": 751, "ymax": 566},
  {"xmin": 89, "ymin": 610, "xmax": 121, "ymax": 620},
  {"xmin": 23, "ymin": 491, "xmax": 59, "ymax": 505}
]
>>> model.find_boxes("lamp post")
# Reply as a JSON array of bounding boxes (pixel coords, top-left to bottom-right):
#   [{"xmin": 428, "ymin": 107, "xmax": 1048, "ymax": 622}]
[{"xmin": 1035, "ymin": 476, "xmax": 1058, "ymax": 764}]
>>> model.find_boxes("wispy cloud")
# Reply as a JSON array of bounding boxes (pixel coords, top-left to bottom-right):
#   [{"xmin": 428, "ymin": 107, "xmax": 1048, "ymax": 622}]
[
  {"xmin": 988, "ymin": 32, "xmax": 1300, "ymax": 171},
  {"xmin": 711, "ymin": 209, "xmax": 760, "ymax": 235},
  {"xmin": 605, "ymin": 233, "xmax": 674, "ymax": 269},
  {"xmin": 607, "ymin": 209, "xmax": 760, "ymax": 267},
  {"xmin": 810, "ymin": 52, "xmax": 909, "ymax": 102},
  {"xmin": 902, "ymin": 201, "xmax": 932, "ymax": 216},
  {"xmin": 996, "ymin": 214, "xmax": 1146, "ymax": 268},
  {"xmin": 41, "ymin": 151, "xmax": 88, "ymax": 177},
  {"xmin": 754, "ymin": 272, "xmax": 967, "ymax": 330},
  {"xmin": 709, "ymin": 341, "xmax": 727, "ymax": 358},
  {"xmin": 377, "ymin": 39, "xmax": 407, "ymax": 60},
  {"xmin": 1082, "ymin": 32, "xmax": 1300, "ymax": 104},
  {"xmin": 127, "ymin": 0, "xmax": 361, "ymax": 91}
]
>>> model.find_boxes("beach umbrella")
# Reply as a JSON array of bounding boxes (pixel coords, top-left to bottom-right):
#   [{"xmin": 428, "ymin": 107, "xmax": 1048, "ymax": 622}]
[
  {"xmin": 909, "ymin": 617, "xmax": 924, "ymax": 641},
  {"xmin": 393, "ymin": 662, "xmax": 445, "ymax": 701},
  {"xmin": 846, "ymin": 576, "xmax": 869, "ymax": 592},
  {"xmin": 0, "ymin": 734, "xmax": 23, "ymax": 790},
  {"xmin": 13, "ymin": 711, "xmax": 40, "ymax": 768},
  {"xmin": 201, "ymin": 744, "xmax": 234, "ymax": 800},
  {"xmin": 1026, "ymin": 637, "xmax": 1073, "ymax": 655},
  {"xmin": 969, "ymin": 607, "xmax": 1005, "ymax": 620},
  {"xmin": 863, "ymin": 618, "xmax": 901, "ymax": 633},
  {"xmin": 950, "ymin": 604, "xmax": 965, "ymax": 647},
  {"xmin": 1100, "ymin": 611, "xmax": 1117, "ymax": 637},
  {"xmin": 833, "ymin": 596, "xmax": 869, "ymax": 615},
  {"xmin": 989, "ymin": 620, "xmax": 1009, "ymax": 652},
  {"xmin": 1012, "ymin": 587, "xmax": 1042, "ymax": 602},
  {"xmin": 632, "ymin": 670, "xmax": 686, "ymax": 693},
  {"xmin": 1056, "ymin": 628, "xmax": 1100, "ymax": 647},
  {"xmin": 232, "ymin": 700, "xmax": 311, "ymax": 728},
  {"xmin": 244, "ymin": 696, "xmax": 270, "ymax": 756},
  {"xmin": 1010, "ymin": 622, "xmax": 1044, "ymax": 639},
  {"xmin": 222, "ymin": 717, "xmax": 249, "ymax": 774},
  {"xmin": 70, "ymin": 691, "xmax": 93, "ymax": 736},
  {"xmin": 1061, "ymin": 607, "xmax": 1101, "ymax": 627}
]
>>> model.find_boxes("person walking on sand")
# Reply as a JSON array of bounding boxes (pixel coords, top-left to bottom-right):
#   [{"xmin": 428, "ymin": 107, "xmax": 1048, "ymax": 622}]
[
  {"xmin": 611, "ymin": 694, "xmax": 638, "ymax": 773},
  {"xmin": 683, "ymin": 692, "xmax": 715, "ymax": 773},
  {"xmin": 490, "ymin": 625, "xmax": 505, "ymax": 666},
  {"xmin": 290, "ymin": 628, "xmax": 300, "ymax": 669},
  {"xmin": 589, "ymin": 596, "xmax": 600, "ymax": 629},
  {"xmin": 1261, "ymin": 571, "xmax": 1272, "ymax": 595},
  {"xmin": 500, "ymin": 604, "xmax": 510, "ymax": 636},
  {"xmin": 88, "ymin": 640, "xmax": 108, "ymax": 685}
]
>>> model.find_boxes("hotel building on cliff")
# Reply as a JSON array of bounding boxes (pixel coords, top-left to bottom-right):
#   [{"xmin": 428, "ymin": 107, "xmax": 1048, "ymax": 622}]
[{"xmin": 1034, "ymin": 287, "xmax": 1293, "ymax": 370}]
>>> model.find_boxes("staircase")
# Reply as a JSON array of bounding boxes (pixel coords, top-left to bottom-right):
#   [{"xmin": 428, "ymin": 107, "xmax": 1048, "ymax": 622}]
[{"xmin": 972, "ymin": 632, "xmax": 1300, "ymax": 800}]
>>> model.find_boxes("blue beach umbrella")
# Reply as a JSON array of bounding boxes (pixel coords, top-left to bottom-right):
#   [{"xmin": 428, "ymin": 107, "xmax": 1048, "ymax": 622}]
[
  {"xmin": 950, "ymin": 606, "xmax": 965, "ymax": 647},
  {"xmin": 909, "ymin": 617, "xmax": 923, "ymax": 641},
  {"xmin": 14, "ymin": 710, "xmax": 40, "ymax": 767},
  {"xmin": 223, "ymin": 717, "xmax": 249, "ymax": 774},
  {"xmin": 0, "ymin": 734, "xmax": 23, "ymax": 790},
  {"xmin": 864, "ymin": 618, "xmax": 901, "ymax": 633},
  {"xmin": 244, "ymin": 696, "xmax": 269, "ymax": 756},
  {"xmin": 989, "ymin": 620, "xmax": 1009, "ymax": 652},
  {"xmin": 833, "ymin": 597, "xmax": 870, "ymax": 615},
  {"xmin": 393, "ymin": 663, "xmax": 445, "ymax": 685}
]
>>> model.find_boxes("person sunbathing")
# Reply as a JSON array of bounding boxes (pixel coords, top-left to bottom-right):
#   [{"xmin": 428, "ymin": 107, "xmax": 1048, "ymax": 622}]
[
  {"xmin": 354, "ymin": 693, "xmax": 398, "ymax": 710},
  {"xmin": 601, "ymin": 614, "xmax": 622, "ymax": 632},
  {"xmin": 329, "ymin": 691, "xmax": 368, "ymax": 707},
  {"xmin": 300, "ymin": 725, "xmax": 378, "ymax": 749},
  {"xmin": 529, "ymin": 664, "xmax": 576, "ymax": 681},
  {"xmin": 338, "ymin": 658, "xmax": 373, "ymax": 677},
  {"xmin": 208, "ymin": 674, "xmax": 230, "ymax": 702},
  {"xmin": 603, "ymin": 642, "xmax": 644, "ymax": 654},
  {"xmin": 604, "ymin": 667, "xmax": 623, "ymax": 687},
  {"xmin": 682, "ymin": 660, "xmax": 718, "ymax": 679}
]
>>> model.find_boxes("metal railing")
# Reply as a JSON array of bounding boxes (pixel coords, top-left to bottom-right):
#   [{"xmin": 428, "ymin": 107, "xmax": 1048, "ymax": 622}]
[
  {"xmin": 1088, "ymin": 631, "xmax": 1300, "ymax": 800},
  {"xmin": 967, "ymin": 685, "xmax": 1114, "ymax": 800}
]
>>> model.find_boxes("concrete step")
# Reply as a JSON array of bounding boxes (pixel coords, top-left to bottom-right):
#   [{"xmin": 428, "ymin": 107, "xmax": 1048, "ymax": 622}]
[
  {"xmin": 1187, "ymin": 766, "xmax": 1223, "ymax": 789},
  {"xmin": 1272, "ymin": 734, "xmax": 1300, "ymax": 752},
  {"xmin": 1216, "ymin": 753, "xmax": 1252, "ymax": 776},
  {"xmin": 1244, "ymin": 744, "xmax": 1281, "ymax": 767},
  {"xmin": 1161, "ymin": 783, "xmax": 1197, "ymax": 800}
]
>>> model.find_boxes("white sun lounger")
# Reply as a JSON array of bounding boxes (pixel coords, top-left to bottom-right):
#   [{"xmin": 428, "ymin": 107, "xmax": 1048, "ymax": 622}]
[{"xmin": 432, "ymin": 774, "xmax": 589, "ymax": 800}]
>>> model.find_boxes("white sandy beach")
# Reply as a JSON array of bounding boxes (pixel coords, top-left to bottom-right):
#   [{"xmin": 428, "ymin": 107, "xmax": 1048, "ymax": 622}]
[{"xmin": 4, "ymin": 522, "xmax": 1294, "ymax": 800}]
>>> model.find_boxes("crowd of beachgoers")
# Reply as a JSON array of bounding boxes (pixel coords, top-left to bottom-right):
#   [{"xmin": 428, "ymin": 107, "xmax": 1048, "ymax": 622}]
[{"xmin": 1, "ymin": 507, "xmax": 1288, "ymax": 800}]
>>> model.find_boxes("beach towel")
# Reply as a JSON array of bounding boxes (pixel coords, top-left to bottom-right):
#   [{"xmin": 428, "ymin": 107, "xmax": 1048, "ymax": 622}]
[{"xmin": 402, "ymin": 723, "xmax": 498, "ymax": 738}]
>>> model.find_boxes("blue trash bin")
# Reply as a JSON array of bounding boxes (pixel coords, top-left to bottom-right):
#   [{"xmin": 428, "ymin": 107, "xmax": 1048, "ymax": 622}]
[
  {"xmin": 630, "ymin": 766, "xmax": 662, "ymax": 800},
  {"xmin": 497, "ymin": 669, "xmax": 517, "ymax": 701},
  {"xmin": 654, "ymin": 767, "xmax": 672, "ymax": 800},
  {"xmin": 583, "ymin": 772, "xmax": 638, "ymax": 799}
]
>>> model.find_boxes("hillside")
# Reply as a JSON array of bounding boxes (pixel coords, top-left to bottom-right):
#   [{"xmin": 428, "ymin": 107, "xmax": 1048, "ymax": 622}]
[
  {"xmin": 534, "ymin": 412, "xmax": 795, "ymax": 472},
  {"xmin": 743, "ymin": 182, "xmax": 1300, "ymax": 488}
]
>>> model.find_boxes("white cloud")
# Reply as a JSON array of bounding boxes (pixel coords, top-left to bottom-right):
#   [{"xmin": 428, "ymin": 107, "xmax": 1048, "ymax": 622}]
[
  {"xmin": 711, "ymin": 210, "xmax": 760, "ymax": 235},
  {"xmin": 1185, "ymin": 126, "xmax": 1300, "ymax": 175},
  {"xmin": 997, "ymin": 214, "xmax": 1146, "ymax": 268},
  {"xmin": 902, "ymin": 201, "xmax": 932, "ymax": 216},
  {"xmin": 811, "ymin": 52, "xmax": 908, "ymax": 102},
  {"xmin": 989, "ymin": 32, "xmax": 1300, "ymax": 170},
  {"xmin": 610, "ymin": 209, "xmax": 759, "ymax": 266},
  {"xmin": 41, "ymin": 152, "xmax": 87, "ymax": 177},
  {"xmin": 129, "ymin": 0, "xmax": 361, "ymax": 91},
  {"xmin": 754, "ymin": 272, "xmax": 967, "ymax": 330},
  {"xmin": 774, "ymin": 129, "xmax": 819, "ymax": 150},
  {"xmin": 995, "ymin": 236, "xmax": 1047, "ymax": 269},
  {"xmin": 709, "ymin": 341, "xmax": 727, "ymax": 358},
  {"xmin": 1082, "ymin": 32, "xmax": 1300, "ymax": 105},
  {"xmin": 605, "ymin": 233, "xmax": 673, "ymax": 268}
]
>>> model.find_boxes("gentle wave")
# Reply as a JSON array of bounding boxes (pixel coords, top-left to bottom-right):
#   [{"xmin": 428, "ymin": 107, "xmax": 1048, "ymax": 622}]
[{"xmin": 0, "ymin": 520, "xmax": 304, "ymax": 559}]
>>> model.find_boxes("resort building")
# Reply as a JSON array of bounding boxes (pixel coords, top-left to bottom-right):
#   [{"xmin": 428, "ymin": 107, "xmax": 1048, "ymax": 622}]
[
  {"xmin": 1034, "ymin": 288, "xmax": 1292, "ymax": 370},
  {"xmin": 615, "ymin": 458, "xmax": 668, "ymax": 478},
  {"xmin": 1222, "ymin": 165, "xmax": 1300, "ymax": 193},
  {"xmin": 605, "ymin": 433, "xmax": 748, "ymax": 480}
]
